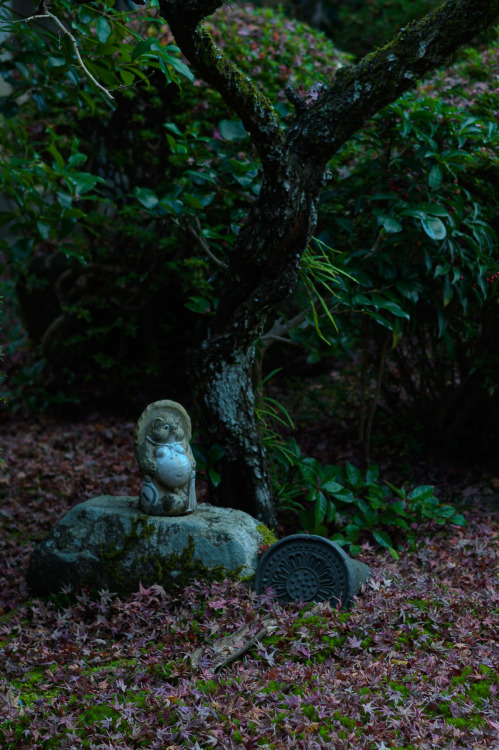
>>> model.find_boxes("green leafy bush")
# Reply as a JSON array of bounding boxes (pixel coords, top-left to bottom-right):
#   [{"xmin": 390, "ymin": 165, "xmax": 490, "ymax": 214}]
[
  {"xmin": 272, "ymin": 438, "xmax": 465, "ymax": 557},
  {"xmin": 283, "ymin": 39, "xmax": 499, "ymax": 455},
  {"xmin": 0, "ymin": 0, "xmax": 348, "ymax": 408}
]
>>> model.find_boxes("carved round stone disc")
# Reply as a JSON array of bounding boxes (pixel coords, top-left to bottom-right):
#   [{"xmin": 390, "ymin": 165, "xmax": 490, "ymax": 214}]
[{"xmin": 254, "ymin": 535, "xmax": 356, "ymax": 608}]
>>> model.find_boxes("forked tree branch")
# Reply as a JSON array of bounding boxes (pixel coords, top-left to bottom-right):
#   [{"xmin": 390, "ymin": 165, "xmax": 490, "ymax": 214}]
[
  {"xmin": 157, "ymin": 0, "xmax": 499, "ymax": 168},
  {"xmin": 291, "ymin": 0, "xmax": 499, "ymax": 158}
]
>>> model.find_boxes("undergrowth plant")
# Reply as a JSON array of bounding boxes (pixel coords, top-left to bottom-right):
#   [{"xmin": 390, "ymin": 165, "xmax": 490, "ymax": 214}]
[{"xmin": 257, "ymin": 393, "xmax": 466, "ymax": 558}]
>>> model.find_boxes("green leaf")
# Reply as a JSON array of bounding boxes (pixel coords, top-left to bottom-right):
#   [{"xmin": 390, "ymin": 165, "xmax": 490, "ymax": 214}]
[
  {"xmin": 167, "ymin": 55, "xmax": 194, "ymax": 82},
  {"xmin": 428, "ymin": 164, "xmax": 442, "ymax": 190},
  {"xmin": 390, "ymin": 500, "xmax": 406, "ymax": 514},
  {"xmin": 159, "ymin": 197, "xmax": 183, "ymax": 215},
  {"xmin": 355, "ymin": 498, "xmax": 369, "ymax": 514},
  {"xmin": 78, "ymin": 89, "xmax": 96, "ymax": 114},
  {"xmin": 365, "ymin": 464, "xmax": 380, "ymax": 483},
  {"xmin": 344, "ymin": 524, "xmax": 359, "ymax": 543},
  {"xmin": 385, "ymin": 482, "xmax": 406, "ymax": 500},
  {"xmin": 379, "ymin": 299, "xmax": 410, "ymax": 320},
  {"xmin": 313, "ymin": 524, "xmax": 329, "ymax": 538},
  {"xmin": 119, "ymin": 69, "xmax": 135, "ymax": 86},
  {"xmin": 443, "ymin": 275, "xmax": 453, "ymax": 307},
  {"xmin": 67, "ymin": 153, "xmax": 87, "ymax": 169},
  {"xmin": 388, "ymin": 517, "xmax": 410, "ymax": 530},
  {"xmin": 183, "ymin": 193, "xmax": 205, "ymax": 210},
  {"xmin": 331, "ymin": 489, "xmax": 356, "ymax": 504},
  {"xmin": 450, "ymin": 514, "xmax": 466, "ymax": 526},
  {"xmin": 67, "ymin": 172, "xmax": 103, "ymax": 196},
  {"xmin": 164, "ymin": 122, "xmax": 184, "ymax": 136},
  {"xmin": 131, "ymin": 38, "xmax": 155, "ymax": 62},
  {"xmin": 315, "ymin": 491, "xmax": 328, "ymax": 525},
  {"xmin": 47, "ymin": 56, "xmax": 66, "ymax": 68},
  {"xmin": 326, "ymin": 501, "xmax": 336, "ymax": 523},
  {"xmin": 185, "ymin": 296, "xmax": 211, "ymax": 314},
  {"xmin": 419, "ymin": 203, "xmax": 449, "ymax": 217},
  {"xmin": 379, "ymin": 215, "xmax": 402, "ymax": 233},
  {"xmin": 208, "ymin": 444, "xmax": 225, "ymax": 463},
  {"xmin": 395, "ymin": 281, "xmax": 420, "ymax": 303},
  {"xmin": 345, "ymin": 462, "xmax": 362, "ymax": 487},
  {"xmin": 208, "ymin": 468, "xmax": 221, "ymax": 487},
  {"xmin": 185, "ymin": 169, "xmax": 218, "ymax": 185},
  {"xmin": 134, "ymin": 187, "xmax": 158, "ymax": 209},
  {"xmin": 322, "ymin": 479, "xmax": 344, "ymax": 493},
  {"xmin": 408, "ymin": 485, "xmax": 436, "ymax": 502},
  {"xmin": 434, "ymin": 263, "xmax": 451, "ymax": 277},
  {"xmin": 422, "ymin": 215, "xmax": 446, "ymax": 241},
  {"xmin": 96, "ymin": 17, "xmax": 111, "ymax": 44},
  {"xmin": 56, "ymin": 191, "xmax": 72, "ymax": 209},
  {"xmin": 11, "ymin": 237, "xmax": 33, "ymax": 261},
  {"xmin": 372, "ymin": 529, "xmax": 394, "ymax": 550},
  {"xmin": 329, "ymin": 533, "xmax": 347, "ymax": 546},
  {"xmin": 368, "ymin": 312, "xmax": 394, "ymax": 330},
  {"xmin": 36, "ymin": 220, "xmax": 51, "ymax": 240},
  {"xmin": 435, "ymin": 504, "xmax": 459, "ymax": 518},
  {"xmin": 299, "ymin": 508, "xmax": 315, "ymax": 532},
  {"xmin": 392, "ymin": 317, "xmax": 404, "ymax": 348},
  {"xmin": 218, "ymin": 119, "xmax": 247, "ymax": 141}
]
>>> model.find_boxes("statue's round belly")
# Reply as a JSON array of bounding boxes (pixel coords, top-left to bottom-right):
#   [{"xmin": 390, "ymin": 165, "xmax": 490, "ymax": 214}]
[{"xmin": 156, "ymin": 446, "xmax": 191, "ymax": 487}]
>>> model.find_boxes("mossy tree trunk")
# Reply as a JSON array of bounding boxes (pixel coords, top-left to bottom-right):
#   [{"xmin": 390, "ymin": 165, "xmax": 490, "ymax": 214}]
[{"xmin": 159, "ymin": 0, "xmax": 499, "ymax": 526}]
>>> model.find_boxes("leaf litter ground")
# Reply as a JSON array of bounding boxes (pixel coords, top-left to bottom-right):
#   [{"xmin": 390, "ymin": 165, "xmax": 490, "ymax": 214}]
[{"xmin": 0, "ymin": 411, "xmax": 498, "ymax": 749}]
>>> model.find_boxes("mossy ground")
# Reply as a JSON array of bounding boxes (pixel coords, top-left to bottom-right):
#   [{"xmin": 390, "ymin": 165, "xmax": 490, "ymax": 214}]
[{"xmin": 2, "ymin": 581, "xmax": 496, "ymax": 749}]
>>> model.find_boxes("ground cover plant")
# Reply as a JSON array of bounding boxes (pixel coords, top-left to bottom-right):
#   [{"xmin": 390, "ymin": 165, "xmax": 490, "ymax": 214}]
[{"xmin": 0, "ymin": 411, "xmax": 498, "ymax": 749}]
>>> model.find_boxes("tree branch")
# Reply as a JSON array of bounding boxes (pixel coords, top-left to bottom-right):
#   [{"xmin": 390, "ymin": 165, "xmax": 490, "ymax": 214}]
[
  {"xmin": 185, "ymin": 218, "xmax": 228, "ymax": 270},
  {"xmin": 21, "ymin": 7, "xmax": 114, "ymax": 100},
  {"xmin": 292, "ymin": 0, "xmax": 499, "ymax": 158},
  {"xmin": 261, "ymin": 307, "xmax": 311, "ymax": 345},
  {"xmin": 157, "ymin": 0, "xmax": 283, "ymax": 170}
]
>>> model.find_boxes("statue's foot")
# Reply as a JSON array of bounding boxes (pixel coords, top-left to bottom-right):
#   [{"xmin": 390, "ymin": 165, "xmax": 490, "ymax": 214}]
[{"xmin": 139, "ymin": 489, "xmax": 190, "ymax": 516}]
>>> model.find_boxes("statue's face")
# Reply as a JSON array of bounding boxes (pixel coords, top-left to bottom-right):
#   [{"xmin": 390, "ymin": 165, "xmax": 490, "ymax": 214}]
[{"xmin": 149, "ymin": 415, "xmax": 184, "ymax": 442}]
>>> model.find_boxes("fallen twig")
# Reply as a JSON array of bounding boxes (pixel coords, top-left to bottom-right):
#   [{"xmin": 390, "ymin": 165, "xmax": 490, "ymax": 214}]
[{"xmin": 190, "ymin": 602, "xmax": 326, "ymax": 672}]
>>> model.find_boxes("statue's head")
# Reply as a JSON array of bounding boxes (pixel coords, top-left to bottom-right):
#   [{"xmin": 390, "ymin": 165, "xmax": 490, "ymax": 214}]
[
  {"xmin": 135, "ymin": 400, "xmax": 192, "ymax": 465},
  {"xmin": 149, "ymin": 415, "xmax": 184, "ymax": 443}
]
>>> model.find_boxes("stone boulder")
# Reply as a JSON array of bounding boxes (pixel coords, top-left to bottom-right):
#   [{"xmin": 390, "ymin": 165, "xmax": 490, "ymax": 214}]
[{"xmin": 27, "ymin": 497, "xmax": 273, "ymax": 596}]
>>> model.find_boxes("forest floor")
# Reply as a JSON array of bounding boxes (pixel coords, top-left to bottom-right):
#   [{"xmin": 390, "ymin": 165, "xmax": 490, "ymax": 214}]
[{"xmin": 0, "ymin": 386, "xmax": 498, "ymax": 748}]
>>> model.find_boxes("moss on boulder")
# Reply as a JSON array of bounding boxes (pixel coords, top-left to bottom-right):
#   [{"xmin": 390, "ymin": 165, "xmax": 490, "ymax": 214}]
[{"xmin": 27, "ymin": 496, "xmax": 272, "ymax": 595}]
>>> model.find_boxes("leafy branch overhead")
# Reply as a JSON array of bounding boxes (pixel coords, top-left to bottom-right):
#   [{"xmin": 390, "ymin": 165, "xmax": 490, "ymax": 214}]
[{"xmin": 158, "ymin": 0, "xmax": 499, "ymax": 168}]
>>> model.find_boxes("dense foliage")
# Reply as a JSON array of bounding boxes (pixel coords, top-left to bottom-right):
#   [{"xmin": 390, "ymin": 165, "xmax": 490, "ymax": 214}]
[
  {"xmin": 2, "ymin": 4, "xmax": 498, "ymax": 444},
  {"xmin": 1, "ymin": 1, "xmax": 497, "ymax": 540},
  {"xmin": 310, "ymin": 42, "xmax": 499, "ymax": 457},
  {"xmin": 0, "ymin": 3, "xmax": 349, "ymax": 408}
]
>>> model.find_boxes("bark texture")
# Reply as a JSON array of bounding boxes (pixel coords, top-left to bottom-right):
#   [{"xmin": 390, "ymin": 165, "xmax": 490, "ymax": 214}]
[{"xmin": 158, "ymin": 0, "xmax": 499, "ymax": 526}]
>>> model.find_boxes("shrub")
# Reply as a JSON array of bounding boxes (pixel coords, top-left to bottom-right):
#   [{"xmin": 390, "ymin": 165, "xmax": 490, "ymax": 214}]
[
  {"xmin": 0, "ymin": 1, "xmax": 348, "ymax": 409},
  {"xmin": 284, "ymin": 38, "xmax": 499, "ymax": 457}
]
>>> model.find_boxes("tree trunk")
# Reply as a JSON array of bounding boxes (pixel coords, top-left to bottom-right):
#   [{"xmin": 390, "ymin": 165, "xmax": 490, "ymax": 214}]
[
  {"xmin": 190, "ymin": 339, "xmax": 275, "ymax": 525},
  {"xmin": 189, "ymin": 156, "xmax": 326, "ymax": 527}
]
